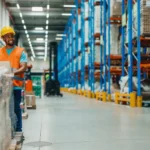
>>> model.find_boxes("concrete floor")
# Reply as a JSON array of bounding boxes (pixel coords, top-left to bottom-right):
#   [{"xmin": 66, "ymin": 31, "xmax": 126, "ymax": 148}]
[{"xmin": 22, "ymin": 93, "xmax": 150, "ymax": 150}]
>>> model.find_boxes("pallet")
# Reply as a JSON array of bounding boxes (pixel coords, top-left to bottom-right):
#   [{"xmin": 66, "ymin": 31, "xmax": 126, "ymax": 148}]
[
  {"xmin": 26, "ymin": 105, "xmax": 36, "ymax": 109},
  {"xmin": 22, "ymin": 112, "xmax": 29, "ymax": 119}
]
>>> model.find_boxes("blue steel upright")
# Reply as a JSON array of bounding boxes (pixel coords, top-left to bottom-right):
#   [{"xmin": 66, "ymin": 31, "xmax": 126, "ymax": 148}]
[{"xmin": 128, "ymin": 0, "xmax": 133, "ymax": 93}]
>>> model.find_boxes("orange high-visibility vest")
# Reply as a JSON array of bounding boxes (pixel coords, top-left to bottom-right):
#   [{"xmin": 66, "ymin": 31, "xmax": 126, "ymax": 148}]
[{"xmin": 0, "ymin": 46, "xmax": 24, "ymax": 87}]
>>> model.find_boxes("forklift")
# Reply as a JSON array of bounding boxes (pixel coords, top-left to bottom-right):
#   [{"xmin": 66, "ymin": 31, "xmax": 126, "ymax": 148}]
[{"xmin": 45, "ymin": 42, "xmax": 63, "ymax": 97}]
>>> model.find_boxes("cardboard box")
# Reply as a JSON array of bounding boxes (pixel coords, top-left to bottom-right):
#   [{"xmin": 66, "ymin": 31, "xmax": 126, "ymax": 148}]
[
  {"xmin": 25, "ymin": 95, "xmax": 36, "ymax": 107},
  {"xmin": 25, "ymin": 91, "xmax": 35, "ymax": 96}
]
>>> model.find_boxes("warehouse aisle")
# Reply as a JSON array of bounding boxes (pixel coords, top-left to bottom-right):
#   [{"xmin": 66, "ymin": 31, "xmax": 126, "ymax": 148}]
[{"xmin": 22, "ymin": 93, "xmax": 150, "ymax": 150}]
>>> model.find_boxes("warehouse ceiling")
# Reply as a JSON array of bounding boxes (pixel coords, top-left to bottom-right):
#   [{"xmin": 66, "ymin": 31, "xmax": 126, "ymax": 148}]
[{"xmin": 4, "ymin": 0, "xmax": 75, "ymax": 60}]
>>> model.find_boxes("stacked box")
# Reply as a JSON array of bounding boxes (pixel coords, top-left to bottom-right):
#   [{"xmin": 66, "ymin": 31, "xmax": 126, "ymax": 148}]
[
  {"xmin": 25, "ymin": 95, "xmax": 36, "ymax": 107},
  {"xmin": 141, "ymin": 0, "xmax": 150, "ymax": 35},
  {"xmin": 132, "ymin": 0, "xmax": 150, "ymax": 36}
]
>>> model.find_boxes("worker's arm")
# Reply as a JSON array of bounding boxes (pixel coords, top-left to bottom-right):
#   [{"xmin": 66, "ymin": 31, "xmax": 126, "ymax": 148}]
[
  {"xmin": 14, "ymin": 62, "xmax": 27, "ymax": 75},
  {"xmin": 14, "ymin": 50, "xmax": 28, "ymax": 75}
]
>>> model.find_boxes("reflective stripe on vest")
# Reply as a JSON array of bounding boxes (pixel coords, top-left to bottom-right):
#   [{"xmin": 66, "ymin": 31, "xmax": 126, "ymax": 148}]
[{"xmin": 13, "ymin": 76, "xmax": 24, "ymax": 81}]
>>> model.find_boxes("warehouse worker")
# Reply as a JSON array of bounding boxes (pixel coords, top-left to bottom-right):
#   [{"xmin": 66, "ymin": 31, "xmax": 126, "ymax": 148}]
[{"xmin": 0, "ymin": 26, "xmax": 27, "ymax": 132}]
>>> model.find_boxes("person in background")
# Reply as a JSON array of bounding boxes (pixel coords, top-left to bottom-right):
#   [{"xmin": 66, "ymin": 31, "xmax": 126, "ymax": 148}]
[{"xmin": 0, "ymin": 26, "xmax": 27, "ymax": 132}]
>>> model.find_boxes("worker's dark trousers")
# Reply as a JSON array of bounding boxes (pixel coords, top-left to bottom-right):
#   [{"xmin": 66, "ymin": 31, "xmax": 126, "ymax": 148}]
[{"xmin": 14, "ymin": 89, "xmax": 22, "ymax": 132}]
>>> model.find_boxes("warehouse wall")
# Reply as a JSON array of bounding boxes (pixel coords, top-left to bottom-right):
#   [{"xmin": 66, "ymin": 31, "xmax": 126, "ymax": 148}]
[
  {"xmin": 28, "ymin": 59, "xmax": 49, "ymax": 73},
  {"xmin": 0, "ymin": 1, "xmax": 10, "ymax": 29}
]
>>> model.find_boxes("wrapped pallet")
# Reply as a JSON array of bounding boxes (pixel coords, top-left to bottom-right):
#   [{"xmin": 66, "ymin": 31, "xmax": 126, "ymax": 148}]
[
  {"xmin": 94, "ymin": 5, "xmax": 100, "ymax": 35},
  {"xmin": 0, "ymin": 64, "xmax": 13, "ymax": 150},
  {"xmin": 84, "ymin": 1, "xmax": 89, "ymax": 19},
  {"xmin": 66, "ymin": 36, "xmax": 69, "ymax": 50},
  {"xmin": 85, "ymin": 50, "xmax": 89, "ymax": 66},
  {"xmin": 69, "ymin": 31, "xmax": 72, "ymax": 45},
  {"xmin": 78, "ymin": 37, "xmax": 81, "ymax": 52},
  {"xmin": 85, "ymin": 20, "xmax": 89, "ymax": 44},
  {"xmin": 95, "ymin": 45, "xmax": 101, "ymax": 63},
  {"xmin": 106, "ymin": 25, "xmax": 120, "ymax": 55},
  {"xmin": 78, "ymin": 9, "xmax": 81, "ymax": 32},
  {"xmin": 110, "ymin": 0, "xmax": 121, "ymax": 17},
  {"xmin": 73, "ymin": 59, "xmax": 76, "ymax": 72},
  {"xmin": 78, "ymin": 54, "xmax": 82, "ymax": 70},
  {"xmin": 72, "ymin": 20, "xmax": 76, "ymax": 39}
]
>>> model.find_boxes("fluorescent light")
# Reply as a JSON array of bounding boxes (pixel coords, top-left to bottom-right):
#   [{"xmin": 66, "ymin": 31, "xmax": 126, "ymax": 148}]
[
  {"xmin": 35, "ymin": 27, "xmax": 43, "ymax": 30},
  {"xmin": 61, "ymin": 13, "xmax": 72, "ymax": 16},
  {"xmin": 46, "ymin": 26, "xmax": 48, "ymax": 30},
  {"xmin": 46, "ymin": 20, "xmax": 49, "ymax": 24},
  {"xmin": 36, "ymin": 38, "xmax": 44, "ymax": 41},
  {"xmin": 31, "ymin": 48, "xmax": 35, "ymax": 58},
  {"xmin": 56, "ymin": 37, "xmax": 62, "ymax": 40},
  {"xmin": 46, "ymin": 13, "xmax": 49, "ymax": 18},
  {"xmin": 36, "ymin": 52, "xmax": 45, "ymax": 55},
  {"xmin": 63, "ymin": 5, "xmax": 76, "ymax": 8},
  {"xmin": 16, "ymin": 4, "xmax": 20, "ymax": 9},
  {"xmin": 56, "ymin": 34, "xmax": 66, "ymax": 37},
  {"xmin": 45, "ymin": 35, "xmax": 48, "ymax": 38},
  {"xmin": 23, "ymin": 25, "xmax": 26, "ymax": 29},
  {"xmin": 31, "ymin": 56, "xmax": 34, "ymax": 61},
  {"xmin": 45, "ymin": 31, "xmax": 48, "ymax": 34},
  {"xmin": 26, "ymin": 34, "xmax": 29, "ymax": 38},
  {"xmin": 47, "ymin": 5, "xmax": 50, "ymax": 10},
  {"xmin": 32, "ymin": 7, "xmax": 43, "ymax": 11},
  {"xmin": 19, "ymin": 12, "xmax": 23, "ymax": 18},
  {"xmin": 44, "ymin": 57, "xmax": 47, "ymax": 61},
  {"xmin": 25, "ymin": 30, "xmax": 28, "ymax": 34},
  {"xmin": 22, "ymin": 19, "xmax": 25, "ymax": 24}
]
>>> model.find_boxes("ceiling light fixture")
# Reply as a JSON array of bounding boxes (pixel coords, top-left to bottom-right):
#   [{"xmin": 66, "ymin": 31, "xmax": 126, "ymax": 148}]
[
  {"xmin": 56, "ymin": 37, "xmax": 62, "ymax": 40},
  {"xmin": 32, "ymin": 7, "xmax": 43, "ymax": 11},
  {"xmin": 31, "ymin": 56, "xmax": 34, "ymax": 61},
  {"xmin": 22, "ymin": 19, "xmax": 25, "ymax": 24},
  {"xmin": 35, "ymin": 27, "xmax": 43, "ymax": 30},
  {"xmin": 36, "ymin": 38, "xmax": 44, "ymax": 41},
  {"xmin": 56, "ymin": 34, "xmax": 66, "ymax": 37},
  {"xmin": 16, "ymin": 4, "xmax": 20, "ymax": 9},
  {"xmin": 47, "ymin": 5, "xmax": 50, "ymax": 10},
  {"xmin": 44, "ymin": 57, "xmax": 47, "ymax": 61},
  {"xmin": 31, "ymin": 49, "xmax": 36, "ymax": 58},
  {"xmin": 45, "ymin": 31, "xmax": 48, "ymax": 34},
  {"xmin": 46, "ymin": 20, "xmax": 49, "ymax": 24},
  {"xmin": 25, "ymin": 30, "xmax": 28, "ymax": 34},
  {"xmin": 61, "ymin": 13, "xmax": 72, "ymax": 16},
  {"xmin": 63, "ymin": 5, "xmax": 76, "ymax": 8},
  {"xmin": 26, "ymin": 34, "xmax": 29, "ymax": 38},
  {"xmin": 46, "ymin": 13, "xmax": 49, "ymax": 18},
  {"xmin": 23, "ymin": 25, "xmax": 26, "ymax": 29},
  {"xmin": 45, "ymin": 35, "xmax": 48, "ymax": 38},
  {"xmin": 19, "ymin": 12, "xmax": 23, "ymax": 18},
  {"xmin": 46, "ymin": 26, "xmax": 48, "ymax": 30}
]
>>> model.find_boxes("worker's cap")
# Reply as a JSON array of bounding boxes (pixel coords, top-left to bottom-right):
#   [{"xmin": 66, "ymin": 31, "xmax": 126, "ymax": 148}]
[{"xmin": 0, "ymin": 26, "xmax": 15, "ymax": 37}]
